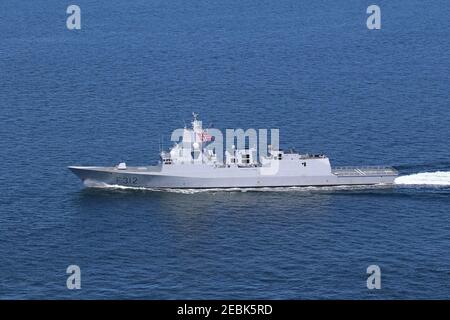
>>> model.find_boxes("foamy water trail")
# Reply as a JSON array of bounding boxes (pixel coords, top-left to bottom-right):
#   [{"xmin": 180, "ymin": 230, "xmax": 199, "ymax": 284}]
[{"xmin": 394, "ymin": 171, "xmax": 450, "ymax": 186}]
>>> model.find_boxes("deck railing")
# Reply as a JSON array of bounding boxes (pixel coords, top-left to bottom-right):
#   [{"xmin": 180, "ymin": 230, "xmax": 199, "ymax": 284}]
[{"xmin": 332, "ymin": 166, "xmax": 398, "ymax": 176}]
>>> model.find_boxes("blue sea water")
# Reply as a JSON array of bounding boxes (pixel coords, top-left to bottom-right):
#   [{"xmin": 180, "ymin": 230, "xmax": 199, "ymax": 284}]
[{"xmin": 0, "ymin": 0, "xmax": 449, "ymax": 299}]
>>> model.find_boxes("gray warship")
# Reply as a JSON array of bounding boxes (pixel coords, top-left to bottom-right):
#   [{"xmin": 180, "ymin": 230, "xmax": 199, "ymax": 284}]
[{"xmin": 69, "ymin": 114, "xmax": 398, "ymax": 189}]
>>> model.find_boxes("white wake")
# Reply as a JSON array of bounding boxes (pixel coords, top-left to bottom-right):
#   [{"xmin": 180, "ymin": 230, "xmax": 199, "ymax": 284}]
[{"xmin": 394, "ymin": 171, "xmax": 450, "ymax": 186}]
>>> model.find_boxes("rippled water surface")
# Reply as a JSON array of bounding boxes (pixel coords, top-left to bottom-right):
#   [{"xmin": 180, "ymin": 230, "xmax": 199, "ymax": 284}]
[{"xmin": 0, "ymin": 0, "xmax": 449, "ymax": 299}]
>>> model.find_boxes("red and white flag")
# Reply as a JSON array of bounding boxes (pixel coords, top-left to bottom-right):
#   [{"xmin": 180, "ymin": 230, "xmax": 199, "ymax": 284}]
[{"xmin": 197, "ymin": 131, "xmax": 213, "ymax": 142}]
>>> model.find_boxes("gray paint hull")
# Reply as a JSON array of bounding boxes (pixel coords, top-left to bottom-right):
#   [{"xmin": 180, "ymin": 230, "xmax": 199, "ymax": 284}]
[{"xmin": 68, "ymin": 166, "xmax": 397, "ymax": 189}]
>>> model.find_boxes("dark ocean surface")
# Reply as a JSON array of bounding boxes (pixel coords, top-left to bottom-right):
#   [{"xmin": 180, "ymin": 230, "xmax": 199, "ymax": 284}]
[{"xmin": 0, "ymin": 0, "xmax": 449, "ymax": 299}]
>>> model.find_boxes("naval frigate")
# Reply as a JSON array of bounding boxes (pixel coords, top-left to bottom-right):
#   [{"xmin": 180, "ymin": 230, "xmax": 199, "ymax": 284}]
[{"xmin": 69, "ymin": 113, "xmax": 398, "ymax": 189}]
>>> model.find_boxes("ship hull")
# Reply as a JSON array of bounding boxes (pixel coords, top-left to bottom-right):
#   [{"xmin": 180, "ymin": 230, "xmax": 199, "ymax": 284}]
[{"xmin": 68, "ymin": 165, "xmax": 397, "ymax": 189}]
